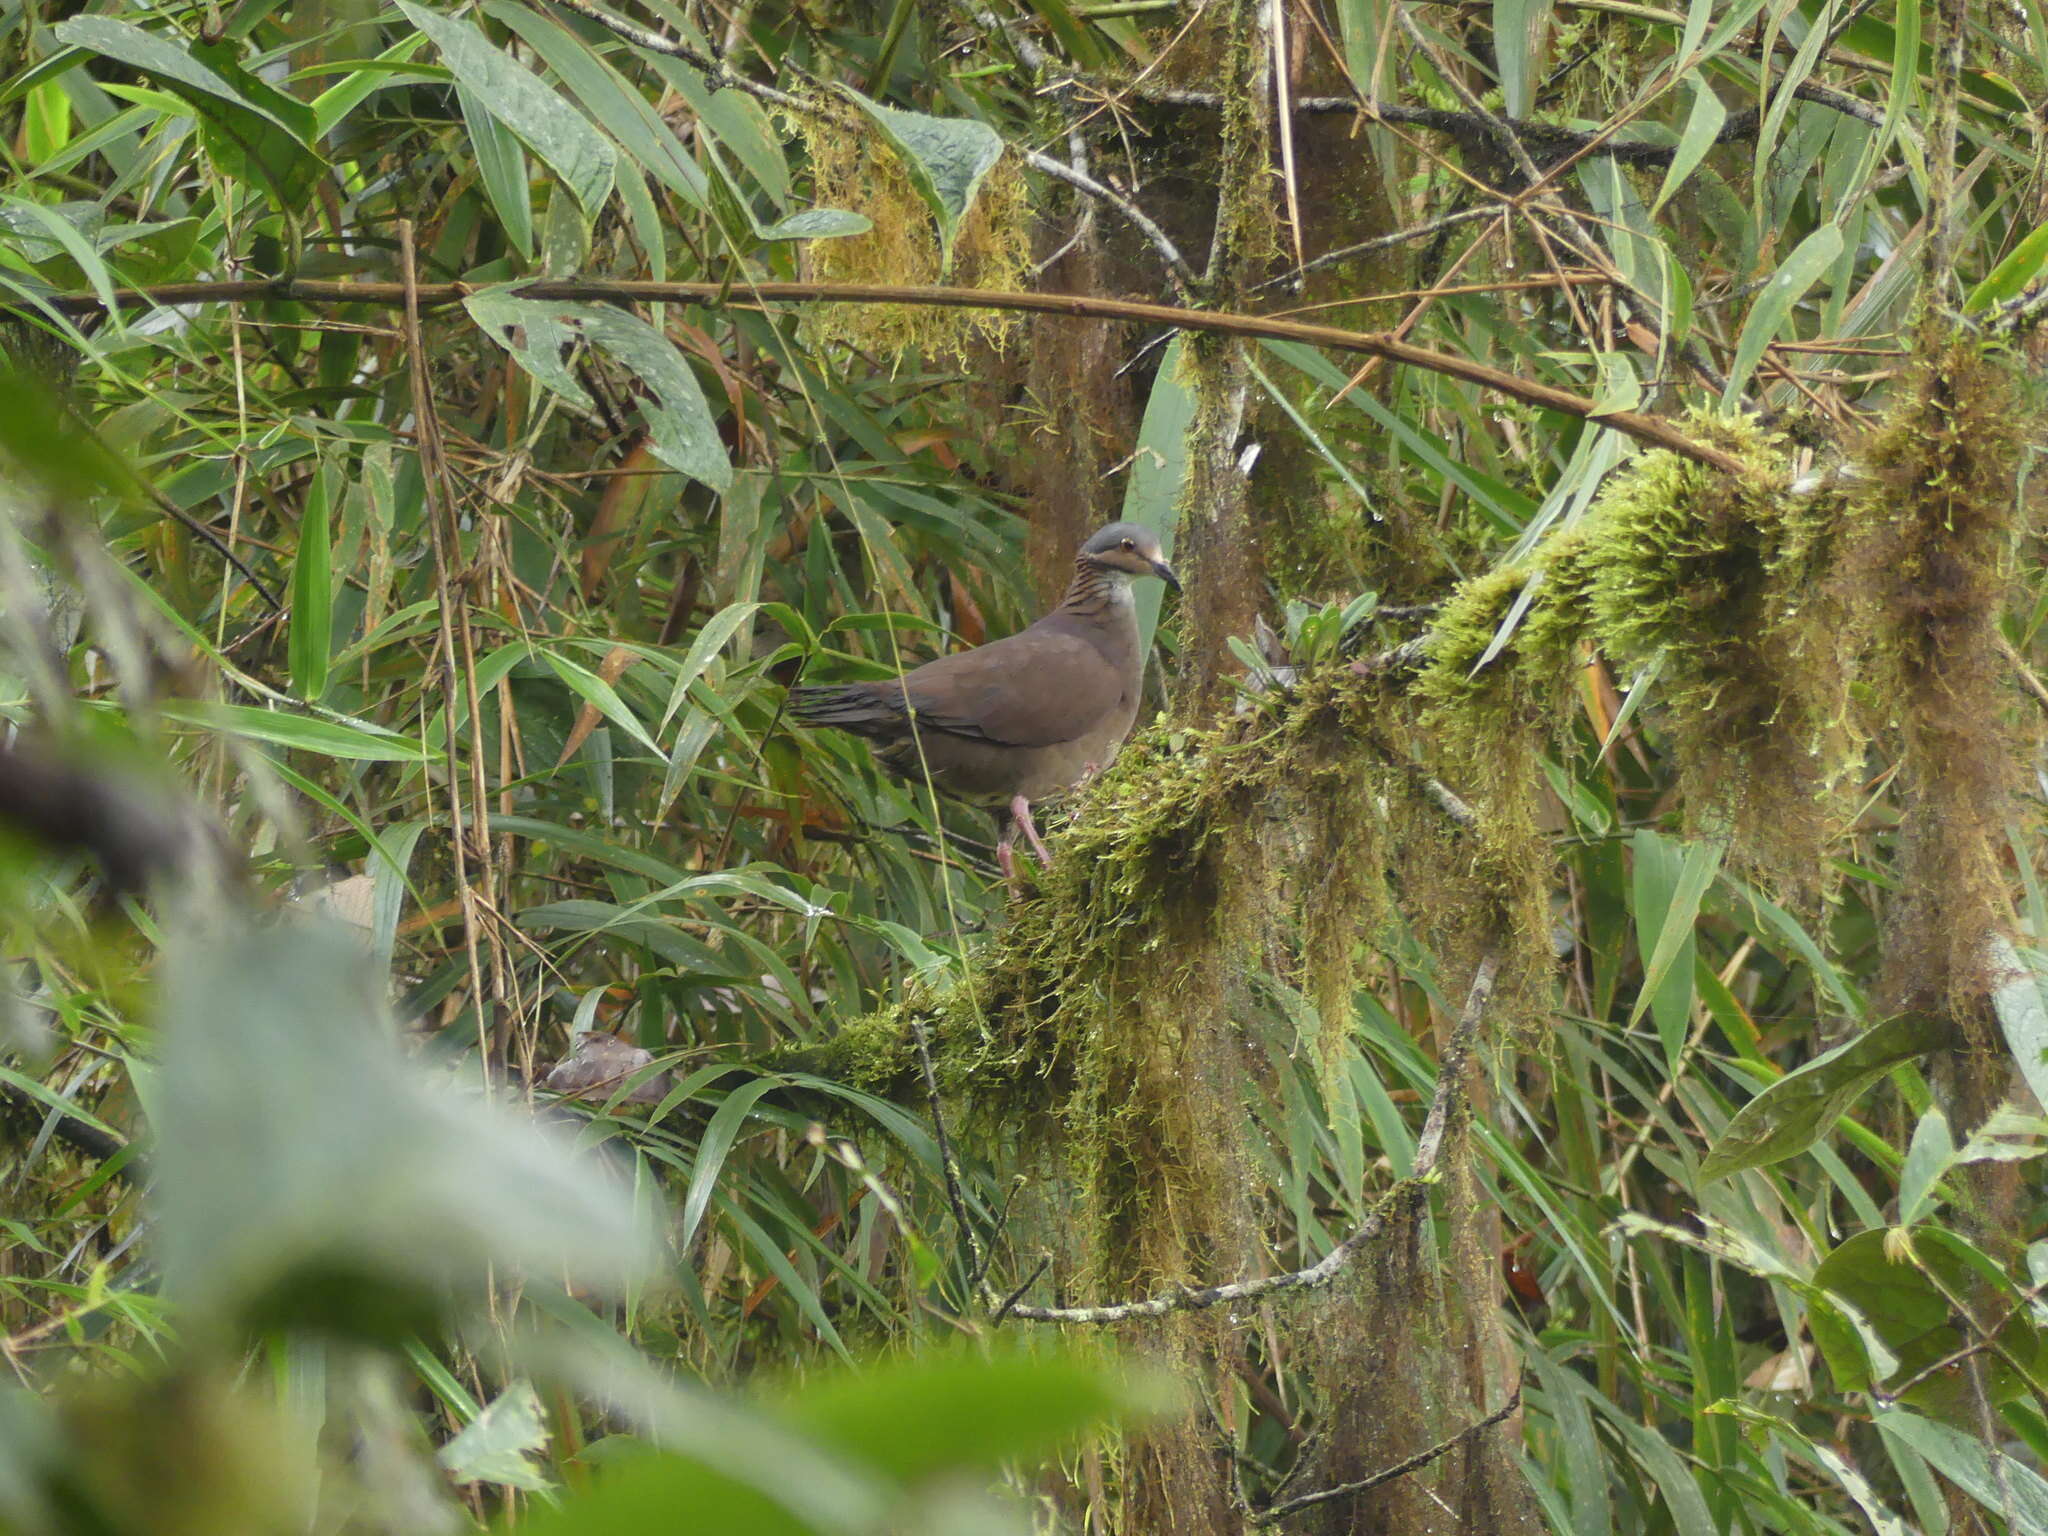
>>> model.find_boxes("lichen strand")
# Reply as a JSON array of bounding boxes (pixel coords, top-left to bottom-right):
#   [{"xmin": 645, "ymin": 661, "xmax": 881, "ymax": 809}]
[
  {"xmin": 1854, "ymin": 341, "xmax": 2033, "ymax": 1080},
  {"xmin": 791, "ymin": 110, "xmax": 1028, "ymax": 360}
]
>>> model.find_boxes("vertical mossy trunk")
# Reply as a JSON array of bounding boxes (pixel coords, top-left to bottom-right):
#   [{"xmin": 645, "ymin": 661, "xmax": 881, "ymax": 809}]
[{"xmin": 1862, "ymin": 339, "xmax": 2031, "ymax": 1202}]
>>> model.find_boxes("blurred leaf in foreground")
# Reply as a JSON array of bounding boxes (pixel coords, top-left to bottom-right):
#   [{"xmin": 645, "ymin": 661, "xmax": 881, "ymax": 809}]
[{"xmin": 153, "ymin": 924, "xmax": 661, "ymax": 1343}]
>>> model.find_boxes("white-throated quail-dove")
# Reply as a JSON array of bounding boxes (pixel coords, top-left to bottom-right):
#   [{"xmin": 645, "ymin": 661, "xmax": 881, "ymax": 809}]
[{"xmin": 789, "ymin": 522, "xmax": 1179, "ymax": 878}]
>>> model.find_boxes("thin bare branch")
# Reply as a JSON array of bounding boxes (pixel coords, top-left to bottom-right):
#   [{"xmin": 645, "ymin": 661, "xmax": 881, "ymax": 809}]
[
  {"xmin": 23, "ymin": 280, "xmax": 1751, "ymax": 473},
  {"xmin": 1251, "ymin": 1385, "xmax": 1523, "ymax": 1523}
]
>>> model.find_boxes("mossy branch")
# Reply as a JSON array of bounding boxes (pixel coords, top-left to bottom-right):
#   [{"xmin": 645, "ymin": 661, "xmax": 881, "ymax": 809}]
[{"xmin": 1001, "ymin": 955, "xmax": 1499, "ymax": 1325}]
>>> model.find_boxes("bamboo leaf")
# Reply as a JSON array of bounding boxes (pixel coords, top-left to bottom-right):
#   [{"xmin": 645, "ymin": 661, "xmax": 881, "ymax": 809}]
[
  {"xmin": 1701, "ymin": 1012, "xmax": 1949, "ymax": 1181},
  {"xmin": 398, "ymin": 2, "xmax": 615, "ymax": 215}
]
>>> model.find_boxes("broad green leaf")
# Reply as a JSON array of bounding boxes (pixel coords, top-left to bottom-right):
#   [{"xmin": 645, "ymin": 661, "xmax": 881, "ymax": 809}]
[
  {"xmin": 438, "ymin": 1382, "xmax": 552, "ymax": 1491},
  {"xmin": 837, "ymin": 84, "xmax": 1004, "ymax": 269},
  {"xmin": 1701, "ymin": 1011, "xmax": 1948, "ymax": 1180},
  {"xmin": 644, "ymin": 55, "xmax": 791, "ymax": 209},
  {"xmin": 1989, "ymin": 933, "xmax": 2048, "ymax": 1110},
  {"xmin": 1722, "ymin": 222, "xmax": 1843, "ymax": 404},
  {"xmin": 462, "ymin": 85, "xmax": 535, "ymax": 261},
  {"xmin": 1875, "ymin": 1409, "xmax": 2048, "ymax": 1536},
  {"xmin": 757, "ymin": 208, "xmax": 873, "ymax": 241},
  {"xmin": 464, "ymin": 289, "xmax": 732, "ymax": 490},
  {"xmin": 153, "ymin": 927, "xmax": 659, "ymax": 1338},
  {"xmin": 1895, "ymin": 1106, "xmax": 1952, "ymax": 1227},
  {"xmin": 398, "ymin": 2, "xmax": 615, "ymax": 215},
  {"xmin": 480, "ymin": 0, "xmax": 709, "ymax": 210}
]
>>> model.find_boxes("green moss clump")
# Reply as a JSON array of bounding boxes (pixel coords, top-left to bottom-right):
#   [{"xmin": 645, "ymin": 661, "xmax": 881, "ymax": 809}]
[
  {"xmin": 1574, "ymin": 416, "xmax": 1867, "ymax": 879},
  {"xmin": 1414, "ymin": 415, "xmax": 1871, "ymax": 891}
]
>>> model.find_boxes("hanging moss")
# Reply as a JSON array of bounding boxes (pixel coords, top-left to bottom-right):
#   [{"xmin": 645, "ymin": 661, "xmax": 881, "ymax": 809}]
[
  {"xmin": 820, "ymin": 667, "xmax": 1405, "ymax": 1280},
  {"xmin": 1847, "ymin": 338, "xmax": 2035, "ymax": 1109},
  {"xmin": 789, "ymin": 108, "xmax": 1029, "ymax": 360},
  {"xmin": 1411, "ymin": 416, "xmax": 1873, "ymax": 892},
  {"xmin": 1574, "ymin": 416, "xmax": 1869, "ymax": 880}
]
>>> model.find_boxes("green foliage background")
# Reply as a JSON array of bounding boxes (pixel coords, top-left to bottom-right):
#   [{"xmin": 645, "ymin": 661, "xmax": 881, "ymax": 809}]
[{"xmin": 2, "ymin": 0, "xmax": 2048, "ymax": 1529}]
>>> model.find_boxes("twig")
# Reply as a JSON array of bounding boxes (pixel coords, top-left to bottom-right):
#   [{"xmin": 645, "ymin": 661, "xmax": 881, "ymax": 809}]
[
  {"xmin": 1004, "ymin": 955, "xmax": 1500, "ymax": 1324},
  {"xmin": 0, "ymin": 1081, "xmax": 132, "ymax": 1167},
  {"xmin": 993, "ymin": 1255, "xmax": 1053, "ymax": 1323},
  {"xmin": 21, "ymin": 279, "xmax": 1753, "ymax": 473},
  {"xmin": 1016, "ymin": 149, "xmax": 1197, "ymax": 293},
  {"xmin": 546, "ymin": 0, "xmax": 805, "ymax": 110},
  {"xmin": 1121, "ymin": 75, "xmax": 1880, "ymax": 140},
  {"xmin": 906, "ymin": 1011, "xmax": 990, "ymax": 1303},
  {"xmin": 1251, "ymin": 1385, "xmax": 1522, "ymax": 1523},
  {"xmin": 1997, "ymin": 633, "xmax": 2048, "ymax": 716},
  {"xmin": 400, "ymin": 221, "xmax": 494, "ymax": 1073},
  {"xmin": 1252, "ymin": 206, "xmax": 1502, "ymax": 292}
]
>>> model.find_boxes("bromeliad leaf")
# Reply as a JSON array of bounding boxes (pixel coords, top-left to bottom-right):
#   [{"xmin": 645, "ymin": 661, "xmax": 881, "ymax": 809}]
[{"xmin": 1700, "ymin": 1011, "xmax": 1948, "ymax": 1181}]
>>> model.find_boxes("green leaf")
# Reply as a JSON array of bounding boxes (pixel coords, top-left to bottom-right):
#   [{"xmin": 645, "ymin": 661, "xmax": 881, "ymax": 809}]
[
  {"xmin": 1722, "ymin": 222, "xmax": 1843, "ymax": 404},
  {"xmin": 461, "ymin": 85, "xmax": 535, "ymax": 261},
  {"xmin": 464, "ymin": 289, "xmax": 732, "ymax": 490},
  {"xmin": 541, "ymin": 650, "xmax": 663, "ymax": 759},
  {"xmin": 159, "ymin": 700, "xmax": 431, "ymax": 762},
  {"xmin": 480, "ymin": 0, "xmax": 709, "ymax": 211},
  {"xmin": 398, "ymin": 2, "xmax": 615, "ymax": 215},
  {"xmin": 678, "ymin": 1076, "xmax": 784, "ymax": 1251},
  {"xmin": 153, "ymin": 927, "xmax": 659, "ymax": 1339},
  {"xmin": 1628, "ymin": 830, "xmax": 1721, "ymax": 1057},
  {"xmin": 781, "ymin": 1350, "xmax": 1166, "ymax": 1485},
  {"xmin": 1653, "ymin": 76, "xmax": 1728, "ymax": 213},
  {"xmin": 1974, "ymin": 218, "xmax": 2048, "ymax": 309},
  {"xmin": 438, "ymin": 1382, "xmax": 553, "ymax": 1491},
  {"xmin": 1874, "ymin": 1408, "xmax": 2048, "ymax": 1535},
  {"xmin": 1492, "ymin": 0, "xmax": 1551, "ymax": 118},
  {"xmin": 837, "ymin": 84, "xmax": 1004, "ymax": 270},
  {"xmin": 659, "ymin": 602, "xmax": 762, "ymax": 735},
  {"xmin": 1895, "ymin": 1106, "xmax": 1953, "ymax": 1227},
  {"xmin": 48, "ymin": 17, "xmax": 325, "ymax": 207},
  {"xmin": 756, "ymin": 208, "xmax": 873, "ymax": 241},
  {"xmin": 1121, "ymin": 335, "xmax": 1193, "ymax": 666},
  {"xmin": 1700, "ymin": 1011, "xmax": 1949, "ymax": 1181},
  {"xmin": 1990, "ymin": 934, "xmax": 2048, "ymax": 1111}
]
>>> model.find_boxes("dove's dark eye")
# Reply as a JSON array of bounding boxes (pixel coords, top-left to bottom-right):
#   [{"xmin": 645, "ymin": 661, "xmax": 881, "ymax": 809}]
[{"xmin": 1121, "ymin": 538, "xmax": 1135, "ymax": 551}]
